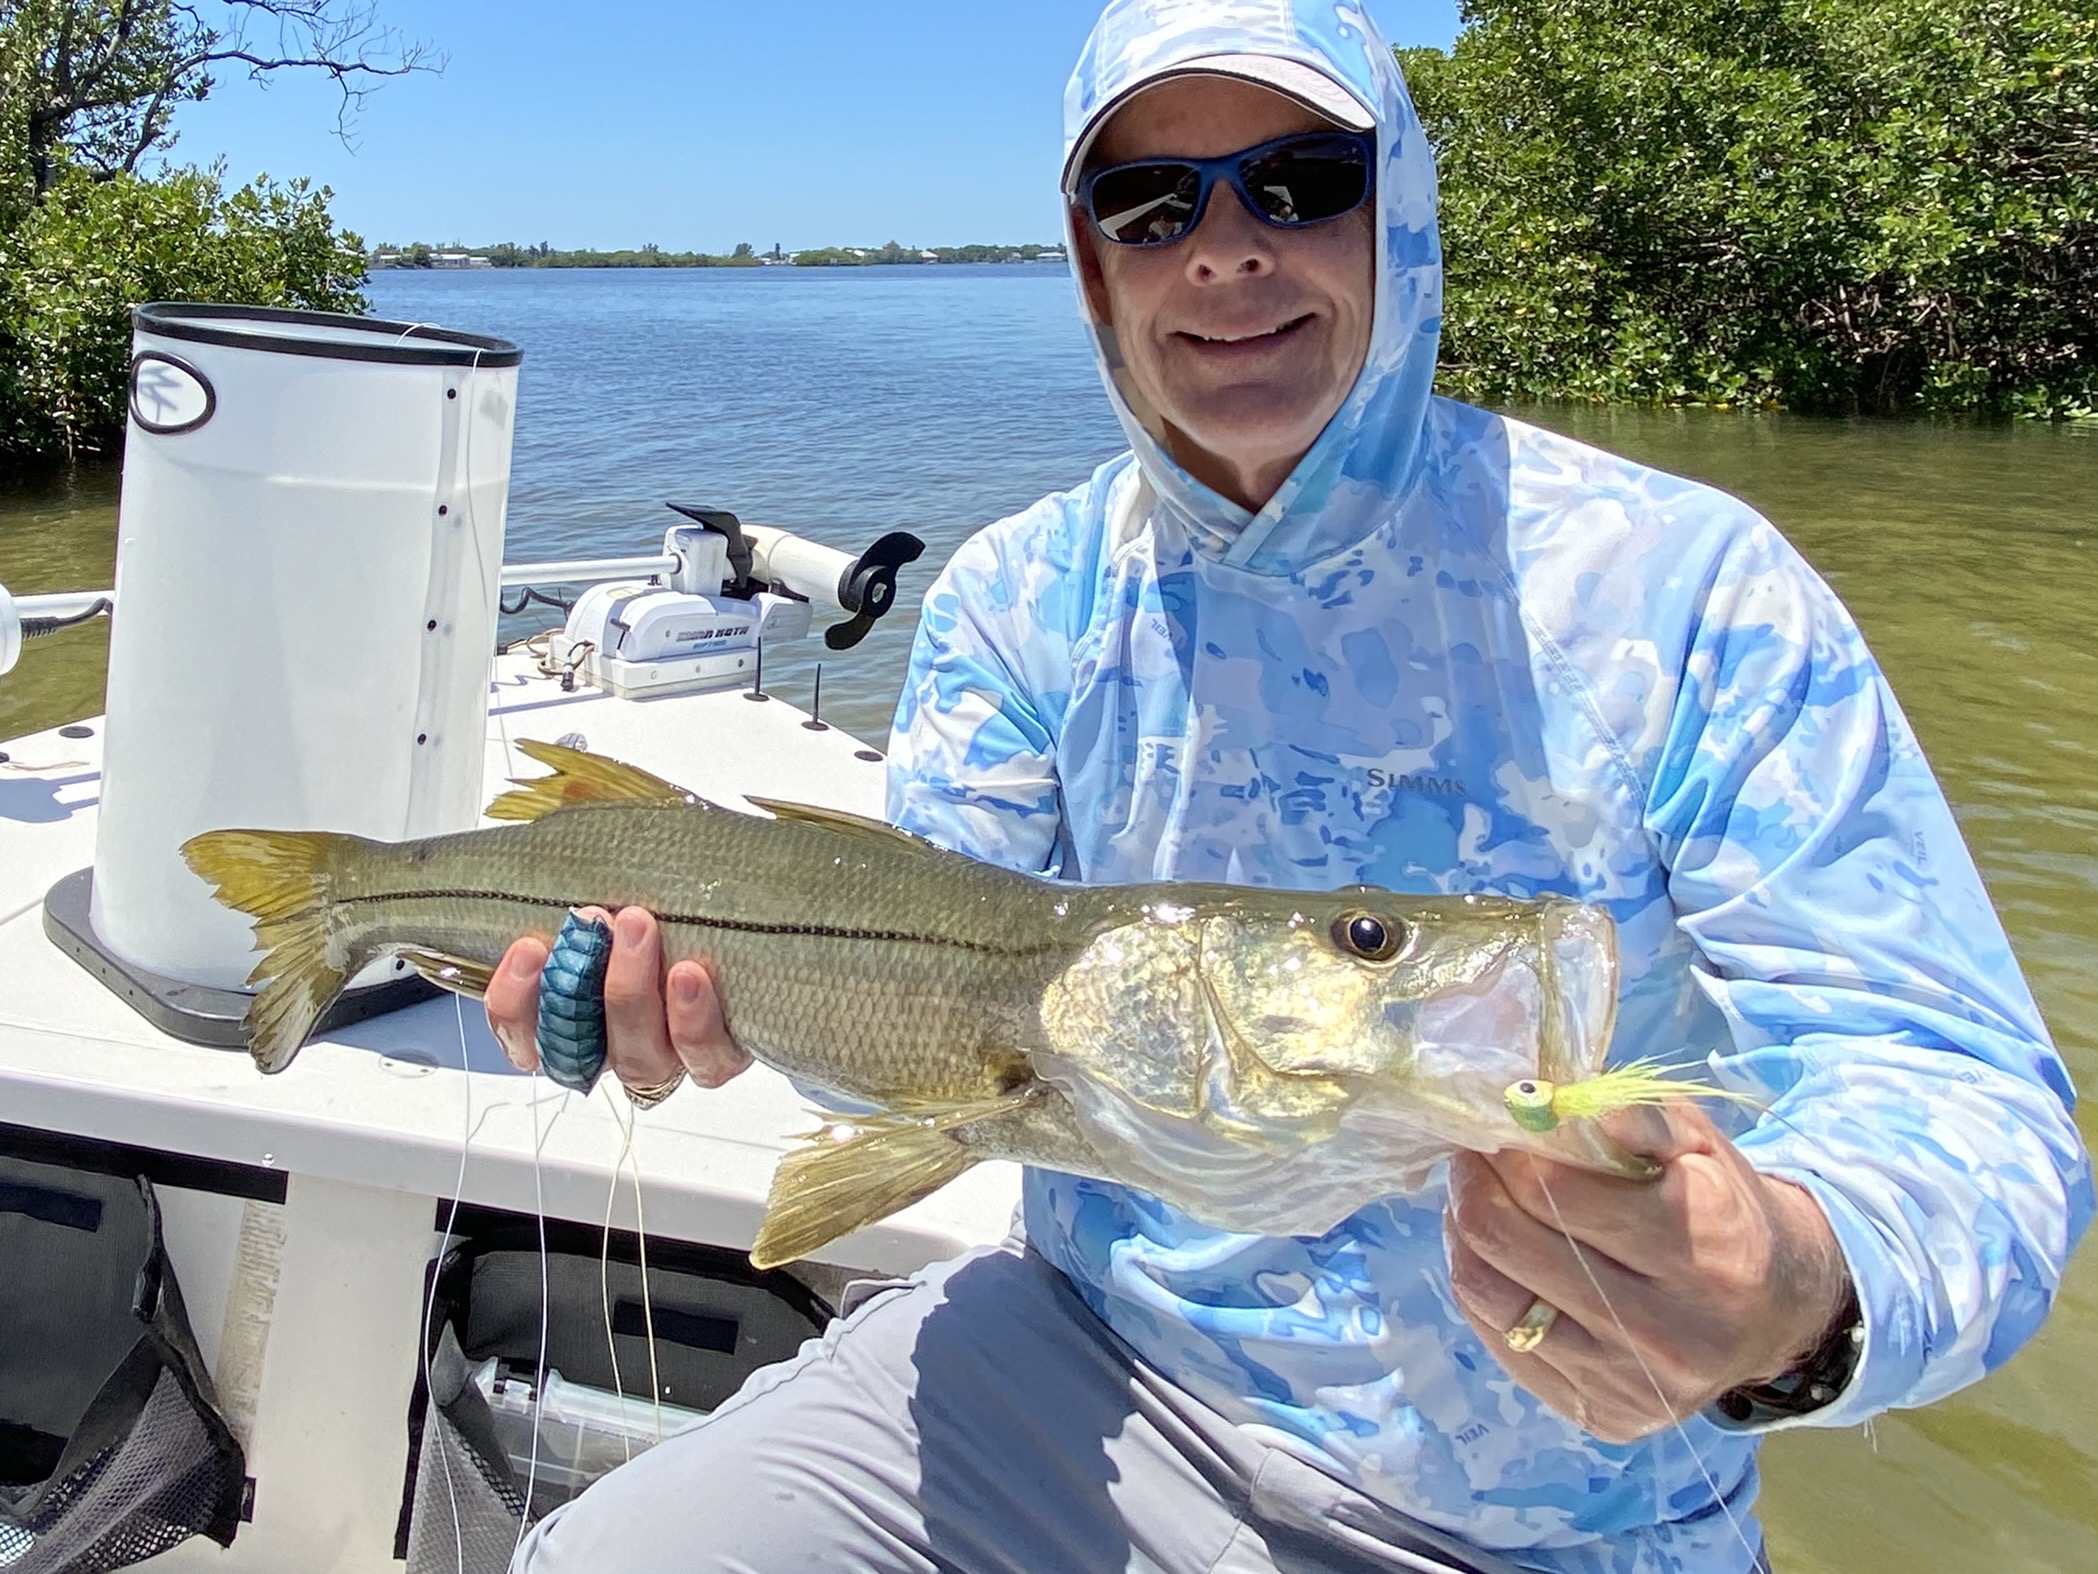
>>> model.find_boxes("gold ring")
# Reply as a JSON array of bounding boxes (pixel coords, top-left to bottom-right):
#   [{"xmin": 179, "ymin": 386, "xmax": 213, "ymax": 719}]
[
  {"xmin": 1504, "ymin": 1297, "xmax": 1560, "ymax": 1354},
  {"xmin": 622, "ymin": 1068, "xmax": 686, "ymax": 1110}
]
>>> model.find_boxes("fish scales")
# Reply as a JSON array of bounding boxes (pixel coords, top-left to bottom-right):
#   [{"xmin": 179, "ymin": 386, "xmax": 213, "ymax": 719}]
[{"xmin": 337, "ymin": 800, "xmax": 1092, "ymax": 1106}]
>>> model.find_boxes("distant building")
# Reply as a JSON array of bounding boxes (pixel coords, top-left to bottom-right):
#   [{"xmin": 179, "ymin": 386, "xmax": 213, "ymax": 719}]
[
  {"xmin": 921, "ymin": 249, "xmax": 940, "ymax": 262},
  {"xmin": 1037, "ymin": 247, "xmax": 1068, "ymax": 263},
  {"xmin": 431, "ymin": 251, "xmax": 493, "ymax": 270}
]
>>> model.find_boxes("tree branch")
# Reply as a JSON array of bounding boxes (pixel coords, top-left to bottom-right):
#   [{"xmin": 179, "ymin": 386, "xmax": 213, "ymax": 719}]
[{"xmin": 12, "ymin": 0, "xmax": 442, "ymax": 189}]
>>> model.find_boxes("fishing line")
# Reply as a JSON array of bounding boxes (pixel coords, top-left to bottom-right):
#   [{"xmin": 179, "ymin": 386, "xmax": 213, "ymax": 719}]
[
  {"xmin": 1528, "ymin": 1165, "xmax": 1764, "ymax": 1570},
  {"xmin": 623, "ymin": 1099, "xmax": 668, "ymax": 1447},
  {"xmin": 419, "ymin": 992, "xmax": 476, "ymax": 1574},
  {"xmin": 468, "ymin": 340, "xmax": 554, "ymax": 1563},
  {"xmin": 598, "ymin": 1086, "xmax": 637, "ymax": 1466},
  {"xmin": 448, "ymin": 334, "xmax": 558, "ymax": 1552},
  {"xmin": 512, "ymin": 1080, "xmax": 569, "ymax": 1564},
  {"xmin": 594, "ymin": 1078, "xmax": 671, "ymax": 1453},
  {"xmin": 414, "ymin": 330, "xmax": 551, "ymax": 1568},
  {"xmin": 419, "ymin": 323, "xmax": 674, "ymax": 1543},
  {"xmin": 1516, "ymin": 1064, "xmax": 1834, "ymax": 1569}
]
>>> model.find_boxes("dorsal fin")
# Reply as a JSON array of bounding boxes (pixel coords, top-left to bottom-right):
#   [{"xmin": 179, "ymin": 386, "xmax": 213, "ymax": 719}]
[
  {"xmin": 485, "ymin": 740, "xmax": 698, "ymax": 822},
  {"xmin": 743, "ymin": 795, "xmax": 924, "ymax": 849}
]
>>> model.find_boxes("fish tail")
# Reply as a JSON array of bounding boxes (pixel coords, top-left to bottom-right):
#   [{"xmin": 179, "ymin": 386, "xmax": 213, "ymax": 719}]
[{"xmin": 180, "ymin": 828, "xmax": 367, "ymax": 1074}]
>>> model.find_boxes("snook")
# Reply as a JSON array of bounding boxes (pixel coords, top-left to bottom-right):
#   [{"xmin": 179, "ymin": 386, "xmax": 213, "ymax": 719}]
[{"xmin": 183, "ymin": 743, "xmax": 1640, "ymax": 1267}]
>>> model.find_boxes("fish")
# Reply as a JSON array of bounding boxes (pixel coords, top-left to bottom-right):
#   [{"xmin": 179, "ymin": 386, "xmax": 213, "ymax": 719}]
[{"xmin": 181, "ymin": 741, "xmax": 1690, "ymax": 1268}]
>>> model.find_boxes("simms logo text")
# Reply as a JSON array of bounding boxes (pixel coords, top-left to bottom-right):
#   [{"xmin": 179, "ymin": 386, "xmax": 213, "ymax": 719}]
[{"xmin": 1365, "ymin": 769, "xmax": 1464, "ymax": 796}]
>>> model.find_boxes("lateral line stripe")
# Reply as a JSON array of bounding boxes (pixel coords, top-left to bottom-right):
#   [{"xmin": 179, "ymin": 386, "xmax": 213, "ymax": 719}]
[{"xmin": 337, "ymin": 889, "xmax": 1026, "ymax": 954}]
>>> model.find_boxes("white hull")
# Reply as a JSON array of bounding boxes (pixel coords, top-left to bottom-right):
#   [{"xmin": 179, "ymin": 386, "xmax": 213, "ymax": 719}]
[{"xmin": 0, "ymin": 653, "xmax": 1020, "ymax": 1572}]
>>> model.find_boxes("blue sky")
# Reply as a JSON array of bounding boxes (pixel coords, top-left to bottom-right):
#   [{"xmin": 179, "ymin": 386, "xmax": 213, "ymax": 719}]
[{"xmin": 164, "ymin": 0, "xmax": 1462, "ymax": 251}]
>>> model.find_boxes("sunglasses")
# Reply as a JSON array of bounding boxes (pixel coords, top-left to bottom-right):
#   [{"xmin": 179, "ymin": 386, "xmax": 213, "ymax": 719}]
[{"xmin": 1078, "ymin": 130, "xmax": 1376, "ymax": 248}]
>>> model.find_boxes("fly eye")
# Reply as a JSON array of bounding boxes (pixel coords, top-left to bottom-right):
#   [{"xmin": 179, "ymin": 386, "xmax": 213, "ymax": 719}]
[{"xmin": 1332, "ymin": 910, "xmax": 1407, "ymax": 962}]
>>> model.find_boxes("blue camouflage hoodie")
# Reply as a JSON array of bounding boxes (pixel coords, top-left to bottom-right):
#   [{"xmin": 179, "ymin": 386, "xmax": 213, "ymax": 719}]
[{"xmin": 886, "ymin": 3, "xmax": 2092, "ymax": 1569}]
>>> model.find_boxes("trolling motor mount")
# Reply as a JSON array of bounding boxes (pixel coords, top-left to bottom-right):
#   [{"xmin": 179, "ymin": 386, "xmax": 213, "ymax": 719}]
[
  {"xmin": 665, "ymin": 503, "xmax": 926, "ymax": 652},
  {"xmin": 542, "ymin": 506, "xmax": 927, "ymax": 700}
]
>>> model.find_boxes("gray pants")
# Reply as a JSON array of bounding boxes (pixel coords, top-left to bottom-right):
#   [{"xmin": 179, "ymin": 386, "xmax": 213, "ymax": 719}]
[{"xmin": 511, "ymin": 1241, "xmax": 1540, "ymax": 1574}]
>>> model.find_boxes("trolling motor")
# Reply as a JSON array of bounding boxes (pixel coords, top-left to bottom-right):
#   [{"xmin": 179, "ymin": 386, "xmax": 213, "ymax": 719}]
[
  {"xmin": 538, "ymin": 504, "xmax": 925, "ymax": 700},
  {"xmin": 0, "ymin": 585, "xmax": 114, "ymax": 676}
]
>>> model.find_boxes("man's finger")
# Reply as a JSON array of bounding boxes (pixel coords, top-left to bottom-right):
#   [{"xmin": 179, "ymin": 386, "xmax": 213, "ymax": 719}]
[
  {"xmin": 1447, "ymin": 1291, "xmax": 1620, "ymax": 1429},
  {"xmin": 1483, "ymin": 1148, "xmax": 1694, "ymax": 1273},
  {"xmin": 1448, "ymin": 1152, "xmax": 1646, "ymax": 1335},
  {"xmin": 1446, "ymin": 1217, "xmax": 1546, "ymax": 1339},
  {"xmin": 666, "ymin": 960, "xmax": 751, "ymax": 1088},
  {"xmin": 602, "ymin": 908, "xmax": 682, "ymax": 1091},
  {"xmin": 484, "ymin": 937, "xmax": 547, "ymax": 1072},
  {"xmin": 1597, "ymin": 1098, "xmax": 1715, "ymax": 1167},
  {"xmin": 1447, "ymin": 1190, "xmax": 1657, "ymax": 1404},
  {"xmin": 1483, "ymin": 1105, "xmax": 1722, "ymax": 1269}
]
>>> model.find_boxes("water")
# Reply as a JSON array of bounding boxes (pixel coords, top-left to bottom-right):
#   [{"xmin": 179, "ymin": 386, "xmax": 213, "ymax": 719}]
[{"xmin": 2, "ymin": 267, "xmax": 2093, "ymax": 1571}]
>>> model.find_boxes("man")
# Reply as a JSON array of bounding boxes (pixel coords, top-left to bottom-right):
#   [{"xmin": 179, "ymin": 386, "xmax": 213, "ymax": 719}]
[{"xmin": 499, "ymin": 4, "xmax": 2090, "ymax": 1570}]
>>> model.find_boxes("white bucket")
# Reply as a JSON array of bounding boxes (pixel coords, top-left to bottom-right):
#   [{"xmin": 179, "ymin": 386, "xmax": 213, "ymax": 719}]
[{"xmin": 92, "ymin": 304, "xmax": 521, "ymax": 990}]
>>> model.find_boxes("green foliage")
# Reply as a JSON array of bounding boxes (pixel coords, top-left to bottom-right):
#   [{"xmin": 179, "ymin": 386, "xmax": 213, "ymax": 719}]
[
  {"xmin": 1403, "ymin": 0, "xmax": 2098, "ymax": 416},
  {"xmin": 927, "ymin": 243, "xmax": 1064, "ymax": 264},
  {"xmin": 793, "ymin": 245, "xmax": 911, "ymax": 267},
  {"xmin": 0, "ymin": 166, "xmax": 368, "ymax": 463},
  {"xmin": 377, "ymin": 239, "xmax": 762, "ymax": 268},
  {"xmin": 0, "ymin": 2, "xmax": 430, "ymax": 202},
  {"xmin": 0, "ymin": 0, "xmax": 199, "ymax": 199}
]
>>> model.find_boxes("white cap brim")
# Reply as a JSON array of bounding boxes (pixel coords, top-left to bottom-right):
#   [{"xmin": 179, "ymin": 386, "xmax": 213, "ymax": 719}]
[{"xmin": 1064, "ymin": 54, "xmax": 1375, "ymax": 193}]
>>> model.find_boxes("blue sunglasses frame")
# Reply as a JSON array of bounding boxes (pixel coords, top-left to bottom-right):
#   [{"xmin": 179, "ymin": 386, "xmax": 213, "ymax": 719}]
[{"xmin": 1078, "ymin": 129, "xmax": 1378, "ymax": 248}]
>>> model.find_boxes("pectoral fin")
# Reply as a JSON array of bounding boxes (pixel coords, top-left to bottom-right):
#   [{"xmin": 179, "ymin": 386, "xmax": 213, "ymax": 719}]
[
  {"xmin": 397, "ymin": 947, "xmax": 498, "ymax": 999},
  {"xmin": 750, "ymin": 1092, "xmax": 1034, "ymax": 1269}
]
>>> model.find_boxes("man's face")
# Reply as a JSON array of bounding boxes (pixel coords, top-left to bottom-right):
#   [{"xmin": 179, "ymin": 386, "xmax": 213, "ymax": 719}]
[{"xmin": 1074, "ymin": 76, "xmax": 1376, "ymax": 507}]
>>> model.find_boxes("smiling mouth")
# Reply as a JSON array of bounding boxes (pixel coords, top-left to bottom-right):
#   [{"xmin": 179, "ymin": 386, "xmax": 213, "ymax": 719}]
[{"xmin": 1180, "ymin": 313, "xmax": 1316, "ymax": 348}]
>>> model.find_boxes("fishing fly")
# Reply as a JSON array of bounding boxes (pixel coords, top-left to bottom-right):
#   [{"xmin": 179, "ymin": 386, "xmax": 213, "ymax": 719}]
[{"xmin": 1505, "ymin": 1059, "xmax": 1770, "ymax": 1134}]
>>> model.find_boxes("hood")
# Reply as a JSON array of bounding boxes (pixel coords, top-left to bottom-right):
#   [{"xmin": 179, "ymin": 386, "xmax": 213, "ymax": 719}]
[{"xmin": 1062, "ymin": 0, "xmax": 1444, "ymax": 578}]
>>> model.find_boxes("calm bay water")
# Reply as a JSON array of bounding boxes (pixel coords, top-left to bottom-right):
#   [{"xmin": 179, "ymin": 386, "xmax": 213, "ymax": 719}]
[{"xmin": 1, "ymin": 266, "xmax": 2093, "ymax": 1572}]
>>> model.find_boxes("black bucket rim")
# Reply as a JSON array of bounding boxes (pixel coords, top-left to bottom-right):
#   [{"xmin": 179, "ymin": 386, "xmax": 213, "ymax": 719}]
[{"xmin": 132, "ymin": 302, "xmax": 522, "ymax": 369}]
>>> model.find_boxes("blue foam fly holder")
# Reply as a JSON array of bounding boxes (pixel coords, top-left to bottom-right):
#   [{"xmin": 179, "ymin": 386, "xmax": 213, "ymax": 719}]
[{"xmin": 537, "ymin": 910, "xmax": 612, "ymax": 1094}]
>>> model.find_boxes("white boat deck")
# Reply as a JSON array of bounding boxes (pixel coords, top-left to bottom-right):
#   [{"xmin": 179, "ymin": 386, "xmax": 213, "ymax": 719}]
[{"xmin": 0, "ymin": 652, "xmax": 1020, "ymax": 1572}]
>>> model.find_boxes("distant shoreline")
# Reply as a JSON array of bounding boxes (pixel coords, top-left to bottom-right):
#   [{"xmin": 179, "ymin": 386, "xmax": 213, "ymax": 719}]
[
  {"xmin": 366, "ymin": 259, "xmax": 1071, "ymax": 272},
  {"xmin": 370, "ymin": 243, "xmax": 1068, "ymax": 272}
]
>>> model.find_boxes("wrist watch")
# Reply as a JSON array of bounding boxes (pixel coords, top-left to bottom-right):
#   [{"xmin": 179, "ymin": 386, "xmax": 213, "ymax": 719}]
[{"xmin": 1710, "ymin": 1287, "xmax": 1864, "ymax": 1427}]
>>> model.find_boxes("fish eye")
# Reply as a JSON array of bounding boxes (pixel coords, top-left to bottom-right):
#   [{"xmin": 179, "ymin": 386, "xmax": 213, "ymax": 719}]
[{"xmin": 1332, "ymin": 910, "xmax": 1407, "ymax": 962}]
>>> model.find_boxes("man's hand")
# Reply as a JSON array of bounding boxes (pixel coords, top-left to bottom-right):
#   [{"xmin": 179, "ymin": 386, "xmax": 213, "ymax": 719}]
[
  {"xmin": 1444, "ymin": 1102, "xmax": 1852, "ymax": 1444},
  {"xmin": 483, "ymin": 907, "xmax": 752, "ymax": 1094}
]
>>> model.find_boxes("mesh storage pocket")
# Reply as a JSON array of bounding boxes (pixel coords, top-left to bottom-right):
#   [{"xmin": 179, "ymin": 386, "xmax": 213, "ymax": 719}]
[
  {"xmin": 0, "ymin": 1160, "xmax": 243, "ymax": 1573},
  {"xmin": 404, "ymin": 1325, "xmax": 527, "ymax": 1574},
  {"xmin": 398, "ymin": 1211, "xmax": 833, "ymax": 1568}
]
